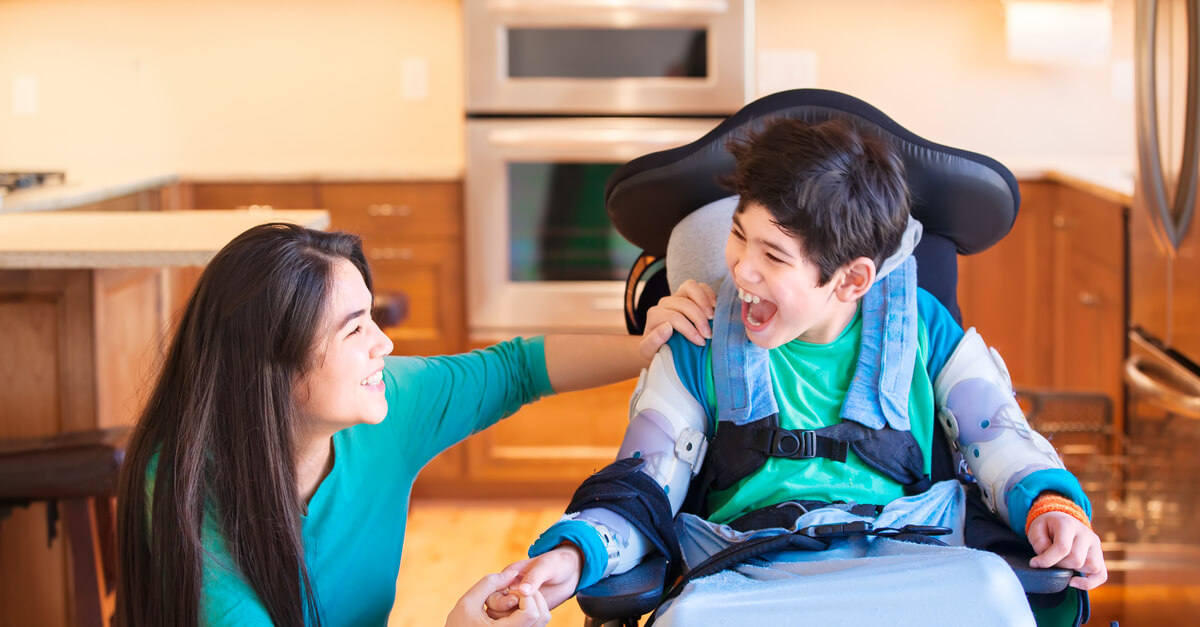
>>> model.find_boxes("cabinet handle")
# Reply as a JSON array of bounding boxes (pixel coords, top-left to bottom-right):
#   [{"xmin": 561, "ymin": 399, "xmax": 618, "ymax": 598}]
[
  {"xmin": 369, "ymin": 247, "xmax": 415, "ymax": 261},
  {"xmin": 1078, "ymin": 291, "xmax": 1099, "ymax": 306},
  {"xmin": 236, "ymin": 204, "xmax": 275, "ymax": 212},
  {"xmin": 367, "ymin": 204, "xmax": 412, "ymax": 217},
  {"xmin": 1052, "ymin": 215, "xmax": 1067, "ymax": 229}
]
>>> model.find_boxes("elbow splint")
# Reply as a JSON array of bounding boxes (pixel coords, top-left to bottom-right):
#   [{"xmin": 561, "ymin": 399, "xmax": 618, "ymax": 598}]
[
  {"xmin": 540, "ymin": 345, "xmax": 709, "ymax": 581},
  {"xmin": 933, "ymin": 328, "xmax": 1065, "ymax": 524}
]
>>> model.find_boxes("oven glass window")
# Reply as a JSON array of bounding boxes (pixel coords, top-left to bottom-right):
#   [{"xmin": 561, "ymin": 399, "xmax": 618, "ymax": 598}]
[
  {"xmin": 509, "ymin": 162, "xmax": 641, "ymax": 281},
  {"xmin": 508, "ymin": 28, "xmax": 707, "ymax": 78}
]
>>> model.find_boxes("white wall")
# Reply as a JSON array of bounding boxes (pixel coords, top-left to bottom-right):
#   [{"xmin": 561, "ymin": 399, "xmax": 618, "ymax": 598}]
[
  {"xmin": 0, "ymin": 0, "xmax": 463, "ymax": 180},
  {"xmin": 0, "ymin": 0, "xmax": 1134, "ymax": 181},
  {"xmin": 756, "ymin": 0, "xmax": 1136, "ymax": 170}
]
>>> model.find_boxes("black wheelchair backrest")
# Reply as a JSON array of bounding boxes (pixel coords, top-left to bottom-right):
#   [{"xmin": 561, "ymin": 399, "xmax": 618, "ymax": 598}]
[{"xmin": 607, "ymin": 88, "xmax": 1021, "ymax": 327}]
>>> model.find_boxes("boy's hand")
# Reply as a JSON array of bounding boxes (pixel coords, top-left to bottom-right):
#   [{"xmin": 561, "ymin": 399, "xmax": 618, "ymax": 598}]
[
  {"xmin": 447, "ymin": 570, "xmax": 550, "ymax": 627},
  {"xmin": 641, "ymin": 279, "xmax": 718, "ymax": 360},
  {"xmin": 1027, "ymin": 511, "xmax": 1108, "ymax": 590},
  {"xmin": 485, "ymin": 545, "xmax": 584, "ymax": 615}
]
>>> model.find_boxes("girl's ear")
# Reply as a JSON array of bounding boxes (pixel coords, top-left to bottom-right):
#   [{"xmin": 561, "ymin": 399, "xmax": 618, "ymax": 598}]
[{"xmin": 833, "ymin": 257, "xmax": 876, "ymax": 302}]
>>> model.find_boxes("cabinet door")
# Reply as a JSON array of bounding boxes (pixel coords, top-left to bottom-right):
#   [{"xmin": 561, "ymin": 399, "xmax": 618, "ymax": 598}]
[
  {"xmin": 1051, "ymin": 185, "xmax": 1127, "ymax": 430},
  {"xmin": 957, "ymin": 181, "xmax": 1056, "ymax": 387},
  {"xmin": 318, "ymin": 182, "xmax": 461, "ymax": 239},
  {"xmin": 366, "ymin": 241, "xmax": 465, "ymax": 357},
  {"xmin": 189, "ymin": 183, "xmax": 319, "ymax": 209}
]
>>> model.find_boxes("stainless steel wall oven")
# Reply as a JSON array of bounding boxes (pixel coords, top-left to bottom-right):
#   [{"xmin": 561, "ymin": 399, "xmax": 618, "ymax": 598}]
[{"xmin": 464, "ymin": 0, "xmax": 753, "ymax": 338}]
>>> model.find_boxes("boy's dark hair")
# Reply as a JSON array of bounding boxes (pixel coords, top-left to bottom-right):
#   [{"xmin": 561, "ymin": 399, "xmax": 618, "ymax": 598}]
[{"xmin": 726, "ymin": 116, "xmax": 910, "ymax": 285}]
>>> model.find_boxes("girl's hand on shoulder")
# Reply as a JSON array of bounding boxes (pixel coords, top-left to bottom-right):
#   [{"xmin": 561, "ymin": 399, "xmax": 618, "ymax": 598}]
[
  {"xmin": 641, "ymin": 279, "xmax": 717, "ymax": 360},
  {"xmin": 1027, "ymin": 511, "xmax": 1108, "ymax": 590},
  {"xmin": 447, "ymin": 570, "xmax": 550, "ymax": 627}
]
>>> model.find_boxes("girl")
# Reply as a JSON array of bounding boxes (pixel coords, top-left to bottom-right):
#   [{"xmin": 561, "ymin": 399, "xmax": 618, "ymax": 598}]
[{"xmin": 116, "ymin": 223, "xmax": 674, "ymax": 626}]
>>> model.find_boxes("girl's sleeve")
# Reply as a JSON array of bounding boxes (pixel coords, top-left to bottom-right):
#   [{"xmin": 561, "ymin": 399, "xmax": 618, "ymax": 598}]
[{"xmin": 380, "ymin": 336, "xmax": 555, "ymax": 475}]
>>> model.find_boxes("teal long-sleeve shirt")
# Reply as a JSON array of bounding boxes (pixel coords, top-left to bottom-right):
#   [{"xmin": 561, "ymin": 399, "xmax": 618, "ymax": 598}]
[{"xmin": 195, "ymin": 337, "xmax": 554, "ymax": 626}]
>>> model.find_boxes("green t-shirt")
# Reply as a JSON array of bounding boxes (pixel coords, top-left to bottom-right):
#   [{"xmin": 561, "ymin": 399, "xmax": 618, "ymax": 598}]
[
  {"xmin": 704, "ymin": 310, "xmax": 936, "ymax": 525},
  {"xmin": 149, "ymin": 337, "xmax": 553, "ymax": 626}
]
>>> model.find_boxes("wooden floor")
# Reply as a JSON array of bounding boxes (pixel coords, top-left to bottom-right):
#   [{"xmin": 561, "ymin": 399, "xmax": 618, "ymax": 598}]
[
  {"xmin": 390, "ymin": 500, "xmax": 587, "ymax": 627},
  {"xmin": 392, "ymin": 500, "xmax": 1200, "ymax": 627}
]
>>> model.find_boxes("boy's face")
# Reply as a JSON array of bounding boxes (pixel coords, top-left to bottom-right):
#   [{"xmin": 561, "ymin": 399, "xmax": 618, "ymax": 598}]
[{"xmin": 724, "ymin": 202, "xmax": 857, "ymax": 349}]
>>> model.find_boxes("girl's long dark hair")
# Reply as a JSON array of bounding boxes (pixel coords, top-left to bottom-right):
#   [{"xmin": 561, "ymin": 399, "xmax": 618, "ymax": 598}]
[{"xmin": 116, "ymin": 223, "xmax": 371, "ymax": 626}]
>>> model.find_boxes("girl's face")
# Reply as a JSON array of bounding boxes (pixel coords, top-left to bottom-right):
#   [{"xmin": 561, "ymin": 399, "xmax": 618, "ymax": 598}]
[
  {"xmin": 724, "ymin": 202, "xmax": 857, "ymax": 349},
  {"xmin": 294, "ymin": 259, "xmax": 394, "ymax": 434}
]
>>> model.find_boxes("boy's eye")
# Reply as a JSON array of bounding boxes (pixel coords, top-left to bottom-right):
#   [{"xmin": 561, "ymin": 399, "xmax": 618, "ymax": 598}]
[
  {"xmin": 730, "ymin": 227, "xmax": 745, "ymax": 240},
  {"xmin": 765, "ymin": 253, "xmax": 783, "ymax": 263}
]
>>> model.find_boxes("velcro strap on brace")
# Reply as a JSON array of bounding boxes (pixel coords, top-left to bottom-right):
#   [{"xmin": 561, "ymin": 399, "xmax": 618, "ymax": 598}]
[{"xmin": 566, "ymin": 457, "xmax": 681, "ymax": 573}]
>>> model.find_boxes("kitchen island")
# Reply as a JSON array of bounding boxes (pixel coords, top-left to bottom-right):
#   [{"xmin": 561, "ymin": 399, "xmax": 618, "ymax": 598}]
[{"xmin": 0, "ymin": 208, "xmax": 328, "ymax": 627}]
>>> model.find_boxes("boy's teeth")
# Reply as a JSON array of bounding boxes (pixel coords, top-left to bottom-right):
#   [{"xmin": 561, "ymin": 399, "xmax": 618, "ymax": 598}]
[{"xmin": 736, "ymin": 287, "xmax": 761, "ymax": 304}]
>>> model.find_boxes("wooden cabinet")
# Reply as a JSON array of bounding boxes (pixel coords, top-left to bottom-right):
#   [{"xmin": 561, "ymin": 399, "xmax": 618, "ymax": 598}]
[
  {"xmin": 413, "ymin": 378, "xmax": 637, "ymax": 499},
  {"xmin": 318, "ymin": 183, "xmax": 465, "ymax": 357},
  {"xmin": 0, "ymin": 267, "xmax": 166, "ymax": 627},
  {"xmin": 186, "ymin": 181, "xmax": 466, "ymax": 357},
  {"xmin": 958, "ymin": 179, "xmax": 1128, "ymax": 431}
]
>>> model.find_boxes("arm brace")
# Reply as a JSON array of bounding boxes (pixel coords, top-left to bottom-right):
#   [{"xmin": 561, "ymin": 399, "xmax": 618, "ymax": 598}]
[
  {"xmin": 530, "ymin": 345, "xmax": 709, "ymax": 586},
  {"xmin": 933, "ymin": 328, "xmax": 1084, "ymax": 529}
]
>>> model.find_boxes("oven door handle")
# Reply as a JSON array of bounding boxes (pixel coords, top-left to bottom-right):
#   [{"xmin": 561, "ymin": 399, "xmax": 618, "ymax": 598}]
[{"xmin": 1124, "ymin": 354, "xmax": 1200, "ymax": 419}]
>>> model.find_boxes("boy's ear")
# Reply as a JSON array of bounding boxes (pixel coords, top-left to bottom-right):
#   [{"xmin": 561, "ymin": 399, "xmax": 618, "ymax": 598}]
[{"xmin": 833, "ymin": 257, "xmax": 876, "ymax": 302}]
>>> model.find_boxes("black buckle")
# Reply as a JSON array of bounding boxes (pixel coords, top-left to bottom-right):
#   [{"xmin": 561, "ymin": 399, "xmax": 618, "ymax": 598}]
[
  {"xmin": 772, "ymin": 429, "xmax": 816, "ymax": 459},
  {"xmin": 799, "ymin": 520, "xmax": 874, "ymax": 539},
  {"xmin": 872, "ymin": 524, "xmax": 952, "ymax": 538}
]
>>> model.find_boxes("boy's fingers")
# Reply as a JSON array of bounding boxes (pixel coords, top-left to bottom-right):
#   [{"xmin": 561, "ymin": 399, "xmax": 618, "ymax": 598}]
[
  {"xmin": 1029, "ymin": 529, "xmax": 1075, "ymax": 569},
  {"xmin": 1070, "ymin": 543, "xmax": 1108, "ymax": 590},
  {"xmin": 1025, "ymin": 522, "xmax": 1051, "ymax": 555},
  {"xmin": 485, "ymin": 590, "xmax": 519, "ymax": 616}
]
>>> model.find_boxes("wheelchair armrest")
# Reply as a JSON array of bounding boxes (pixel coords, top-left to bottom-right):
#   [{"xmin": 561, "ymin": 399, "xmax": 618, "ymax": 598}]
[
  {"xmin": 1001, "ymin": 552, "xmax": 1074, "ymax": 595},
  {"xmin": 575, "ymin": 554, "xmax": 668, "ymax": 621}
]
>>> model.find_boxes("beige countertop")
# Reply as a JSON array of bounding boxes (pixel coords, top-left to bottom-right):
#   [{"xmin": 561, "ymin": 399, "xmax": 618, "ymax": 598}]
[
  {"xmin": 0, "ymin": 209, "xmax": 329, "ymax": 269},
  {"xmin": 0, "ymin": 173, "xmax": 180, "ymax": 214}
]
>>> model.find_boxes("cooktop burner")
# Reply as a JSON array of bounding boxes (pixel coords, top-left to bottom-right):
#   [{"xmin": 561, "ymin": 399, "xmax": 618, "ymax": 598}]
[{"xmin": 0, "ymin": 171, "xmax": 66, "ymax": 195}]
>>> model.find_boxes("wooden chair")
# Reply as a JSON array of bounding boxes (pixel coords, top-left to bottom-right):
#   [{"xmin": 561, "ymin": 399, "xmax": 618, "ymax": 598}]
[{"xmin": 0, "ymin": 427, "xmax": 130, "ymax": 627}]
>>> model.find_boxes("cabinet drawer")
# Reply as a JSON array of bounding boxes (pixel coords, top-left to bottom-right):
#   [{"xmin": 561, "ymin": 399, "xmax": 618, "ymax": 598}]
[
  {"xmin": 366, "ymin": 241, "xmax": 464, "ymax": 356},
  {"xmin": 320, "ymin": 183, "xmax": 461, "ymax": 238},
  {"xmin": 189, "ymin": 183, "xmax": 319, "ymax": 210}
]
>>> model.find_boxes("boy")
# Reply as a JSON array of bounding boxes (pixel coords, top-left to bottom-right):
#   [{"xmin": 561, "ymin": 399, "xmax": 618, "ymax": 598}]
[{"xmin": 491, "ymin": 118, "xmax": 1106, "ymax": 625}]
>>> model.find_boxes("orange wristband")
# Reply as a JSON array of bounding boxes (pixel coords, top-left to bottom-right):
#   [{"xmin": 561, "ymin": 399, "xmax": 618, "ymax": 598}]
[{"xmin": 1025, "ymin": 492, "xmax": 1090, "ymax": 536}]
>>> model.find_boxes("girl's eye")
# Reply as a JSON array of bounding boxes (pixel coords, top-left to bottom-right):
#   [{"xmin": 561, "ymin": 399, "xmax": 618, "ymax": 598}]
[{"xmin": 349, "ymin": 325, "xmax": 362, "ymax": 336}]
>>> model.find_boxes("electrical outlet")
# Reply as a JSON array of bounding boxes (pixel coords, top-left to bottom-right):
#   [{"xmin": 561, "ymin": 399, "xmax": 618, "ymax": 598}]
[
  {"xmin": 12, "ymin": 75, "xmax": 37, "ymax": 116},
  {"xmin": 402, "ymin": 58, "xmax": 429, "ymax": 102}
]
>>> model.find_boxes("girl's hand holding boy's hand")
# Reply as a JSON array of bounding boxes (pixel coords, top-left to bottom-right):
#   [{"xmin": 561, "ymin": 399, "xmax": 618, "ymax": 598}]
[
  {"xmin": 1027, "ymin": 512, "xmax": 1108, "ymax": 590},
  {"xmin": 447, "ymin": 570, "xmax": 550, "ymax": 627},
  {"xmin": 485, "ymin": 545, "xmax": 584, "ymax": 617},
  {"xmin": 641, "ymin": 279, "xmax": 718, "ymax": 360}
]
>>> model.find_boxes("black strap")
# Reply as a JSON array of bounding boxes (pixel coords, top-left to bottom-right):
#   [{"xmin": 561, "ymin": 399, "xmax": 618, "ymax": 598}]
[
  {"xmin": 704, "ymin": 414, "xmax": 850, "ymax": 493},
  {"xmin": 566, "ymin": 457, "xmax": 681, "ymax": 576}
]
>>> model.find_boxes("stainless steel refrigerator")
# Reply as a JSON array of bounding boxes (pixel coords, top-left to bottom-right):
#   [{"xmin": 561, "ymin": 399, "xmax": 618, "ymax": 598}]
[{"xmin": 1125, "ymin": 0, "xmax": 1200, "ymax": 550}]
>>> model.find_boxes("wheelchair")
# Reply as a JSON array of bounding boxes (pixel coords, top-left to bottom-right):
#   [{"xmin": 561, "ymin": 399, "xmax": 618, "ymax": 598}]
[{"xmin": 572, "ymin": 89, "xmax": 1093, "ymax": 626}]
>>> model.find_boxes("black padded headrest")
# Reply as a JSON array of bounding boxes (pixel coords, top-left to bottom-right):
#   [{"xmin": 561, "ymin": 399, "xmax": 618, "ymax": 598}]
[{"xmin": 606, "ymin": 89, "xmax": 1020, "ymax": 258}]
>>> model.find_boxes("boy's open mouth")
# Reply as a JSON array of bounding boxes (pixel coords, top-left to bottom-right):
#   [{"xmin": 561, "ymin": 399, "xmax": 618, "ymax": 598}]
[{"xmin": 738, "ymin": 287, "xmax": 778, "ymax": 329}]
